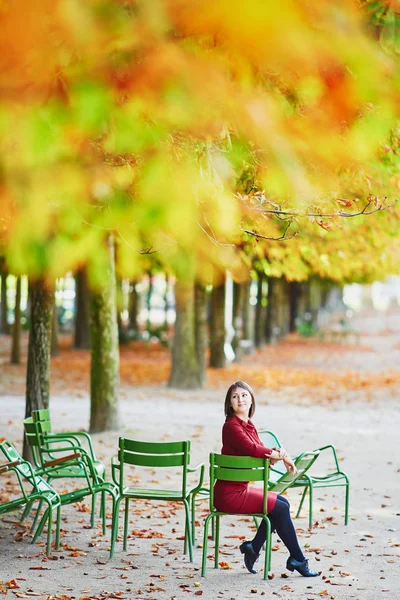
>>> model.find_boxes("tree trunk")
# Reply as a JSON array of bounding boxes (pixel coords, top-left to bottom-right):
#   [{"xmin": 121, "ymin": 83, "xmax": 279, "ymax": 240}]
[
  {"xmin": 242, "ymin": 281, "xmax": 252, "ymax": 340},
  {"xmin": 164, "ymin": 273, "xmax": 169, "ymax": 329},
  {"xmin": 277, "ymin": 278, "xmax": 290, "ymax": 337},
  {"xmin": 232, "ymin": 282, "xmax": 245, "ymax": 361},
  {"xmin": 23, "ymin": 278, "xmax": 54, "ymax": 460},
  {"xmin": 116, "ymin": 278, "xmax": 128, "ymax": 343},
  {"xmin": 168, "ymin": 274, "xmax": 202, "ymax": 389},
  {"xmin": 51, "ymin": 294, "xmax": 59, "ymax": 356},
  {"xmin": 0, "ymin": 260, "xmax": 9, "ymax": 334},
  {"xmin": 10, "ymin": 276, "xmax": 22, "ymax": 365},
  {"xmin": 209, "ymin": 274, "xmax": 226, "ymax": 368},
  {"xmin": 89, "ymin": 236, "xmax": 120, "ymax": 432},
  {"xmin": 128, "ymin": 280, "xmax": 139, "ymax": 335},
  {"xmin": 194, "ymin": 282, "xmax": 208, "ymax": 386},
  {"xmin": 254, "ymin": 274, "xmax": 265, "ymax": 348},
  {"xmin": 74, "ymin": 268, "xmax": 90, "ymax": 349},
  {"xmin": 265, "ymin": 277, "xmax": 280, "ymax": 344},
  {"xmin": 289, "ymin": 281, "xmax": 299, "ymax": 332},
  {"xmin": 146, "ymin": 270, "xmax": 153, "ymax": 331}
]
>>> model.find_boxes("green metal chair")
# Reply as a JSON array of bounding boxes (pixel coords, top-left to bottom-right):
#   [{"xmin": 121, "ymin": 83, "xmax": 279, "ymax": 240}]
[
  {"xmin": 31, "ymin": 409, "xmax": 105, "ymax": 480},
  {"xmin": 258, "ymin": 430, "xmax": 350, "ymax": 528},
  {"xmin": 201, "ymin": 453, "xmax": 272, "ymax": 580},
  {"xmin": 24, "ymin": 416, "xmax": 114, "ymax": 533},
  {"xmin": 0, "ymin": 440, "xmax": 61, "ymax": 556},
  {"xmin": 110, "ymin": 438, "xmax": 204, "ymax": 561}
]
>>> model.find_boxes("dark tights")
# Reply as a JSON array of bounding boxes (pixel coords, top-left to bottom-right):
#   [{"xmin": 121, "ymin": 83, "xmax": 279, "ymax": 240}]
[{"xmin": 251, "ymin": 495, "xmax": 304, "ymax": 562}]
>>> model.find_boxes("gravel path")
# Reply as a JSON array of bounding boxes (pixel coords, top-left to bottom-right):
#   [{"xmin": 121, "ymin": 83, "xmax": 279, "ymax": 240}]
[{"xmin": 0, "ymin": 309, "xmax": 399, "ymax": 600}]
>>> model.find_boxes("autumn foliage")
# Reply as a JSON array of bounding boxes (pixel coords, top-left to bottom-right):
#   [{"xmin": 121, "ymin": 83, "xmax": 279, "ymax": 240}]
[{"xmin": 0, "ymin": 0, "xmax": 399, "ymax": 283}]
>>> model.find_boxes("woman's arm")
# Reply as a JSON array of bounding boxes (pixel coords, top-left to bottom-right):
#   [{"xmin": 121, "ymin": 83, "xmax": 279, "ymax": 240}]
[{"xmin": 224, "ymin": 420, "xmax": 274, "ymax": 458}]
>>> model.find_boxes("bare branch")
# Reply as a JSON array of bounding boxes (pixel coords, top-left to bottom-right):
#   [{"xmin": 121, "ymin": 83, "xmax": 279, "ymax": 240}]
[
  {"xmin": 197, "ymin": 220, "xmax": 236, "ymax": 248},
  {"xmin": 241, "ymin": 220, "xmax": 298, "ymax": 242},
  {"xmin": 116, "ymin": 227, "xmax": 157, "ymax": 254},
  {"xmin": 252, "ymin": 198, "xmax": 397, "ymax": 219}
]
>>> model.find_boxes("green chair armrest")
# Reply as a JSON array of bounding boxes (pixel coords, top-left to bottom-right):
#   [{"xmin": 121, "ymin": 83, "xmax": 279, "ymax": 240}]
[
  {"xmin": 314, "ymin": 444, "xmax": 341, "ymax": 471},
  {"xmin": 0, "ymin": 460, "xmax": 20, "ymax": 475},
  {"xmin": 39, "ymin": 447, "xmax": 93, "ymax": 485},
  {"xmin": 111, "ymin": 458, "xmax": 121, "ymax": 486},
  {"xmin": 43, "ymin": 452, "xmax": 81, "ymax": 469},
  {"xmin": 43, "ymin": 432, "xmax": 95, "ymax": 458},
  {"xmin": 48, "ymin": 431, "xmax": 96, "ymax": 459},
  {"xmin": 188, "ymin": 462, "xmax": 205, "ymax": 495}
]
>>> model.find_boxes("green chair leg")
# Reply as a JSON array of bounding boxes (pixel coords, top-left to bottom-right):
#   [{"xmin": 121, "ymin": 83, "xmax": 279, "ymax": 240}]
[
  {"xmin": 31, "ymin": 499, "xmax": 44, "ymax": 534},
  {"xmin": 110, "ymin": 495, "xmax": 123, "ymax": 559},
  {"xmin": 123, "ymin": 497, "xmax": 130, "ymax": 551},
  {"xmin": 32, "ymin": 500, "xmax": 53, "ymax": 556},
  {"xmin": 262, "ymin": 515, "xmax": 272, "ymax": 579},
  {"xmin": 183, "ymin": 498, "xmax": 193, "ymax": 562},
  {"xmin": 91, "ymin": 493, "xmax": 96, "ymax": 528},
  {"xmin": 308, "ymin": 481, "xmax": 313, "ymax": 528},
  {"xmin": 55, "ymin": 504, "xmax": 61, "ymax": 550},
  {"xmin": 295, "ymin": 486, "xmax": 308, "ymax": 519},
  {"xmin": 201, "ymin": 513, "xmax": 213, "ymax": 577},
  {"xmin": 21, "ymin": 501, "xmax": 34, "ymax": 522},
  {"xmin": 191, "ymin": 494, "xmax": 196, "ymax": 543},
  {"xmin": 101, "ymin": 491, "xmax": 106, "ymax": 535},
  {"xmin": 344, "ymin": 476, "xmax": 350, "ymax": 525},
  {"xmin": 214, "ymin": 514, "xmax": 220, "ymax": 569}
]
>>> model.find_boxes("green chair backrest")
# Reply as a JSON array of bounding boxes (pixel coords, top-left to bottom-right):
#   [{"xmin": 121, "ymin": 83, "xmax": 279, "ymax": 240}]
[
  {"xmin": 0, "ymin": 441, "xmax": 54, "ymax": 494},
  {"xmin": 117, "ymin": 438, "xmax": 191, "ymax": 497},
  {"xmin": 23, "ymin": 417, "xmax": 44, "ymax": 469},
  {"xmin": 258, "ymin": 429, "xmax": 285, "ymax": 484},
  {"xmin": 32, "ymin": 409, "xmax": 51, "ymax": 424},
  {"xmin": 31, "ymin": 410, "xmax": 53, "ymax": 445},
  {"xmin": 209, "ymin": 453, "xmax": 270, "ymax": 515},
  {"xmin": 258, "ymin": 430, "xmax": 281, "ymax": 449}
]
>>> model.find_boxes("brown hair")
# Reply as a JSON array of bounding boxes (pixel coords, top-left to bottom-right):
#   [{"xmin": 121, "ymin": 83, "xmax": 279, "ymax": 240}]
[{"xmin": 224, "ymin": 381, "xmax": 256, "ymax": 419}]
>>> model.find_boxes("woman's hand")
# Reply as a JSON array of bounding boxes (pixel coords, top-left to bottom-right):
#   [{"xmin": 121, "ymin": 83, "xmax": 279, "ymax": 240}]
[
  {"xmin": 269, "ymin": 449, "xmax": 284, "ymax": 461},
  {"xmin": 283, "ymin": 456, "xmax": 298, "ymax": 475}
]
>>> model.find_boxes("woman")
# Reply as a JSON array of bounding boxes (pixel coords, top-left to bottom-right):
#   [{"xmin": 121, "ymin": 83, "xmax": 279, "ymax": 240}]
[{"xmin": 213, "ymin": 381, "xmax": 319, "ymax": 577}]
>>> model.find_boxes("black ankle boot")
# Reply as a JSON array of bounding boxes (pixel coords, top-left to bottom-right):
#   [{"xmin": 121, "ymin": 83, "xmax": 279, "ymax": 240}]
[
  {"xmin": 286, "ymin": 556, "xmax": 319, "ymax": 577},
  {"xmin": 239, "ymin": 541, "xmax": 260, "ymax": 574}
]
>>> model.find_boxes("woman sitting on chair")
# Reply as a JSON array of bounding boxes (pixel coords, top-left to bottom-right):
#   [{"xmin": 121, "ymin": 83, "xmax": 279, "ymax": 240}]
[{"xmin": 213, "ymin": 381, "xmax": 319, "ymax": 577}]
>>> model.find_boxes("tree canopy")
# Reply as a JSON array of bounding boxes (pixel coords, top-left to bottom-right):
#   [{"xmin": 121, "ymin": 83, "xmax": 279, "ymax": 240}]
[{"xmin": 0, "ymin": 0, "xmax": 399, "ymax": 284}]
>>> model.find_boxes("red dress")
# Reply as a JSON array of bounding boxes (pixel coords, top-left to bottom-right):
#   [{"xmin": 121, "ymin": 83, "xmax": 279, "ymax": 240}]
[{"xmin": 213, "ymin": 415, "xmax": 278, "ymax": 514}]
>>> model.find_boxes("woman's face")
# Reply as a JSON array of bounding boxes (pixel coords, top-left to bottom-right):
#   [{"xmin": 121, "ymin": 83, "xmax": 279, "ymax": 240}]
[{"xmin": 230, "ymin": 386, "xmax": 252, "ymax": 418}]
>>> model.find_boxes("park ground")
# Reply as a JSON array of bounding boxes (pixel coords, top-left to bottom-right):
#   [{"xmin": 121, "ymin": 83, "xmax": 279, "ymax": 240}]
[{"xmin": 0, "ymin": 309, "xmax": 399, "ymax": 600}]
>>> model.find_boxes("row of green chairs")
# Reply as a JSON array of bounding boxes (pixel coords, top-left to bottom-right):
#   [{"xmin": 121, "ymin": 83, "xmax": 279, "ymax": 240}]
[
  {"xmin": 6, "ymin": 410, "xmax": 204, "ymax": 561},
  {"xmin": 1, "ymin": 410, "xmax": 349, "ymax": 576}
]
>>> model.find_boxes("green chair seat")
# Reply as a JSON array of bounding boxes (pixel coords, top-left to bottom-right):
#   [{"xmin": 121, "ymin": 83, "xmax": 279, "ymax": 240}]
[{"xmin": 120, "ymin": 487, "xmax": 187, "ymax": 501}]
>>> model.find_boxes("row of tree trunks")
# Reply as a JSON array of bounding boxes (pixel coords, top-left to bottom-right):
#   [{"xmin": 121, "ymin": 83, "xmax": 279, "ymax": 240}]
[{"xmin": 21, "ymin": 237, "xmax": 120, "ymax": 458}]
